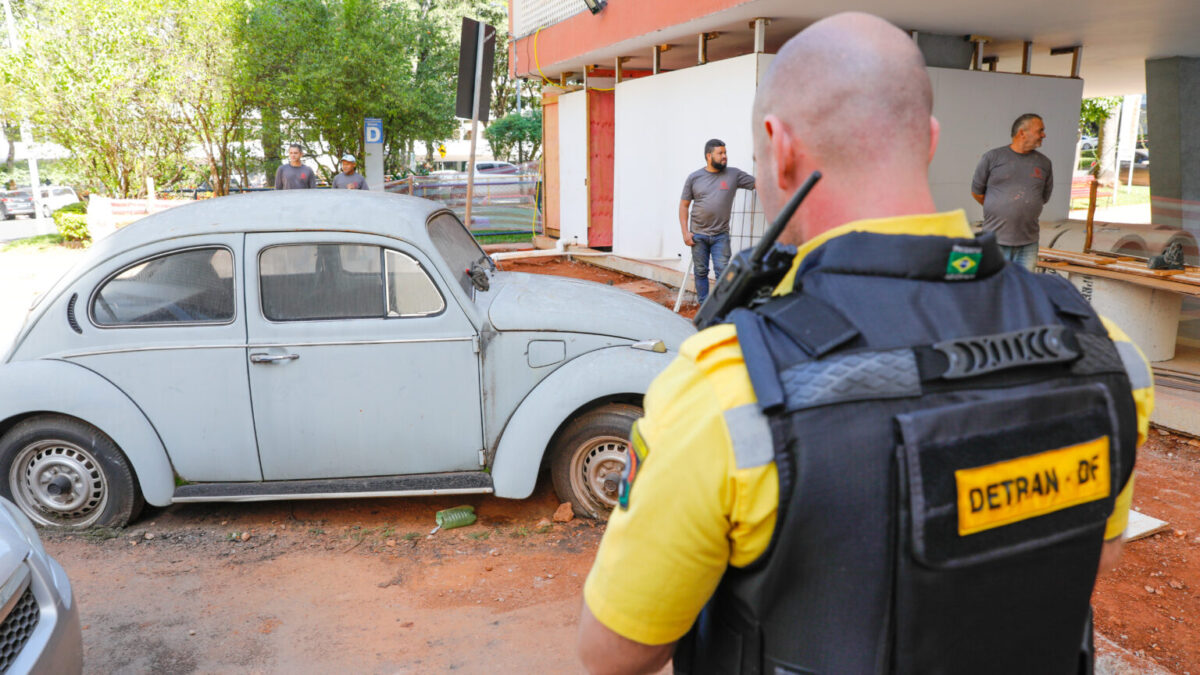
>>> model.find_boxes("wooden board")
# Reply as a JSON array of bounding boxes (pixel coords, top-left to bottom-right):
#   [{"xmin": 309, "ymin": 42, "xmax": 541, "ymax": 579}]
[{"xmin": 1037, "ymin": 249, "xmax": 1200, "ymax": 296}]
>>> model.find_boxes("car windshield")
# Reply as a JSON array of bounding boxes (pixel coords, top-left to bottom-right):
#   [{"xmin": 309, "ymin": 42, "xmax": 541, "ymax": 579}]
[{"xmin": 426, "ymin": 211, "xmax": 490, "ymax": 296}]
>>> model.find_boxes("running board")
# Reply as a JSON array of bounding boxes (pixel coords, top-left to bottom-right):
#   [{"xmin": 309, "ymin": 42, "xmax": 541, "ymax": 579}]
[{"xmin": 172, "ymin": 471, "xmax": 493, "ymax": 503}]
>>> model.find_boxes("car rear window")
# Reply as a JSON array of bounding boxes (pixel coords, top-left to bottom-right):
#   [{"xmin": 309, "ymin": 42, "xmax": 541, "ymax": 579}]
[
  {"xmin": 92, "ymin": 247, "xmax": 235, "ymax": 326},
  {"xmin": 259, "ymin": 244, "xmax": 443, "ymax": 321}
]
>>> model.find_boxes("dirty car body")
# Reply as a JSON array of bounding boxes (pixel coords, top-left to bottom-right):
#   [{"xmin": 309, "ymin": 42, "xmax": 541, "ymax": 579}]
[{"xmin": 0, "ymin": 191, "xmax": 694, "ymax": 528}]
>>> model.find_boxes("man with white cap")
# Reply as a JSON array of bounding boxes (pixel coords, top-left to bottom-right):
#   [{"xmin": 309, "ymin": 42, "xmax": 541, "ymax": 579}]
[{"xmin": 332, "ymin": 154, "xmax": 368, "ymax": 190}]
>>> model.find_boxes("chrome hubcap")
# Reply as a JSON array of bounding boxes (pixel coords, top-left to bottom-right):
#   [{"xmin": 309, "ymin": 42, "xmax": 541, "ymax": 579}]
[
  {"xmin": 10, "ymin": 440, "xmax": 107, "ymax": 527},
  {"xmin": 570, "ymin": 436, "xmax": 628, "ymax": 513}
]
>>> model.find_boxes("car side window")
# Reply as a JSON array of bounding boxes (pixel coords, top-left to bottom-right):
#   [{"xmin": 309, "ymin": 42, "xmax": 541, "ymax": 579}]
[
  {"xmin": 260, "ymin": 244, "xmax": 383, "ymax": 321},
  {"xmin": 260, "ymin": 244, "xmax": 445, "ymax": 322},
  {"xmin": 386, "ymin": 250, "xmax": 444, "ymax": 317},
  {"xmin": 91, "ymin": 247, "xmax": 235, "ymax": 326}
]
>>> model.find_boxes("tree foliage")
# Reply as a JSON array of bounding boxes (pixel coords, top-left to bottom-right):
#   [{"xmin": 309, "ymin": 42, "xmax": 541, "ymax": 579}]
[
  {"xmin": 484, "ymin": 110, "xmax": 541, "ymax": 163},
  {"xmin": 0, "ymin": 0, "xmax": 523, "ymax": 195}
]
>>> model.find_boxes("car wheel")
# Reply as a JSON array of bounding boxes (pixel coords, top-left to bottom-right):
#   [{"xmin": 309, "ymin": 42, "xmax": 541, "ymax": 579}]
[
  {"xmin": 0, "ymin": 415, "xmax": 143, "ymax": 528},
  {"xmin": 550, "ymin": 403, "xmax": 641, "ymax": 520}
]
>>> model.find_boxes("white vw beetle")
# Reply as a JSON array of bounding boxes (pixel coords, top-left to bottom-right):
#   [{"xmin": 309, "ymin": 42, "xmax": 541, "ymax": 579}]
[{"xmin": 0, "ymin": 191, "xmax": 694, "ymax": 528}]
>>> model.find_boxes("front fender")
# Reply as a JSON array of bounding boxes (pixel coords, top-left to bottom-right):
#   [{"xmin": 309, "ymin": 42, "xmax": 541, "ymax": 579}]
[
  {"xmin": 0, "ymin": 360, "xmax": 175, "ymax": 506},
  {"xmin": 490, "ymin": 346, "xmax": 673, "ymax": 499}
]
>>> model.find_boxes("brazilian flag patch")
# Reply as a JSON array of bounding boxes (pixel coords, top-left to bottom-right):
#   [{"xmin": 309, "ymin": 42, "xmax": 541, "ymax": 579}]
[
  {"xmin": 618, "ymin": 422, "xmax": 649, "ymax": 510},
  {"xmin": 945, "ymin": 244, "xmax": 983, "ymax": 280}
]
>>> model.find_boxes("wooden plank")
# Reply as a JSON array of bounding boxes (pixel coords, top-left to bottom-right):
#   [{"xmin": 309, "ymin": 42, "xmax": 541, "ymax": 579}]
[{"xmin": 1036, "ymin": 260, "xmax": 1200, "ymax": 296}]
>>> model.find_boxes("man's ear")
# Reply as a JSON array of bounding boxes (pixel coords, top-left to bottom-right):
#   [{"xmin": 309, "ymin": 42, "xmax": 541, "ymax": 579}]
[
  {"xmin": 764, "ymin": 114, "xmax": 801, "ymax": 193},
  {"xmin": 929, "ymin": 115, "xmax": 941, "ymax": 164}
]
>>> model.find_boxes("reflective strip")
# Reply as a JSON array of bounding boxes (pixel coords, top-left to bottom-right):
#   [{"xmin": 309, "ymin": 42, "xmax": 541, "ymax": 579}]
[
  {"xmin": 1114, "ymin": 340, "xmax": 1152, "ymax": 390},
  {"xmin": 723, "ymin": 404, "xmax": 774, "ymax": 469}
]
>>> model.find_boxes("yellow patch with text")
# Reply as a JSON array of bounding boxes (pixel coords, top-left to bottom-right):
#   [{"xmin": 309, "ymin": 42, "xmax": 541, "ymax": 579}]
[{"xmin": 956, "ymin": 437, "xmax": 1111, "ymax": 536}]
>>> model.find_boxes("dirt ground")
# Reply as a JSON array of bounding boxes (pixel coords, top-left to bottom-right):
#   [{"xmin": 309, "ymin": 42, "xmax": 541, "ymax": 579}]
[{"xmin": 16, "ymin": 251, "xmax": 1200, "ymax": 673}]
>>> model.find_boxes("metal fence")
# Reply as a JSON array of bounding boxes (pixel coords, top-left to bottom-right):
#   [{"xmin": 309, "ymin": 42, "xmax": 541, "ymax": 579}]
[{"xmin": 385, "ymin": 173, "xmax": 543, "ymax": 237}]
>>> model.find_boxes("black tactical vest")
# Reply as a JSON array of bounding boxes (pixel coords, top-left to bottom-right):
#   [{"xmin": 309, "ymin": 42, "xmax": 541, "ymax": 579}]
[{"xmin": 674, "ymin": 232, "xmax": 1140, "ymax": 675}]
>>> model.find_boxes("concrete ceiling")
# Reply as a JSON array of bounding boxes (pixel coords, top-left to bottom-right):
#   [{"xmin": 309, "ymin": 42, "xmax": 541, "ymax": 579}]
[{"xmin": 523, "ymin": 0, "xmax": 1200, "ymax": 96}]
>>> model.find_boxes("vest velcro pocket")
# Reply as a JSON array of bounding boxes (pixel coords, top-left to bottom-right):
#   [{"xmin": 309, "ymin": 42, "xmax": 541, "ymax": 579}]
[{"xmin": 895, "ymin": 382, "xmax": 1120, "ymax": 568}]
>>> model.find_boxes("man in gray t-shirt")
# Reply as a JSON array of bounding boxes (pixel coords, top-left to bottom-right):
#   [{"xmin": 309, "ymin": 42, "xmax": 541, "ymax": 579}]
[
  {"xmin": 679, "ymin": 138, "xmax": 756, "ymax": 304},
  {"xmin": 275, "ymin": 144, "xmax": 318, "ymax": 190},
  {"xmin": 332, "ymin": 154, "xmax": 368, "ymax": 190},
  {"xmin": 971, "ymin": 114, "xmax": 1053, "ymax": 271}
]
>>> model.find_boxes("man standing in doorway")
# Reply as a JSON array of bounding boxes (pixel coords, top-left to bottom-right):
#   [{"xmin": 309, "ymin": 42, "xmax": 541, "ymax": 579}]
[
  {"xmin": 679, "ymin": 139, "xmax": 756, "ymax": 304},
  {"xmin": 332, "ymin": 154, "xmax": 368, "ymax": 190},
  {"xmin": 274, "ymin": 143, "xmax": 318, "ymax": 190},
  {"xmin": 971, "ymin": 114, "xmax": 1053, "ymax": 271}
]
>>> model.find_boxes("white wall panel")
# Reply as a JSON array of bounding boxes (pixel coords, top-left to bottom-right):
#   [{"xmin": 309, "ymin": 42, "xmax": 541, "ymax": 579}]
[
  {"xmin": 558, "ymin": 90, "xmax": 589, "ymax": 245},
  {"xmin": 929, "ymin": 68, "xmax": 1084, "ymax": 225},
  {"xmin": 612, "ymin": 54, "xmax": 770, "ymax": 264}
]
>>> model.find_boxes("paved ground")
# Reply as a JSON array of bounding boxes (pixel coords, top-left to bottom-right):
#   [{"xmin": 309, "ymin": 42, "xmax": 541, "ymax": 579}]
[{"xmin": 0, "ymin": 215, "xmax": 56, "ymax": 243}]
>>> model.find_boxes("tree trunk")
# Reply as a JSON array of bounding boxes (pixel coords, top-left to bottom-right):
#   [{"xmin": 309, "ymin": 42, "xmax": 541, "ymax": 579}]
[
  {"xmin": 3, "ymin": 122, "xmax": 14, "ymax": 174},
  {"xmin": 261, "ymin": 107, "xmax": 283, "ymax": 184}
]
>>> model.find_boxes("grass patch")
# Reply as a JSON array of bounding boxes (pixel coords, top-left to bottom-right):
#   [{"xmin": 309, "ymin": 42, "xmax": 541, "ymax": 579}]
[
  {"xmin": 1070, "ymin": 184, "xmax": 1150, "ymax": 211},
  {"xmin": 474, "ymin": 231, "xmax": 534, "ymax": 245},
  {"xmin": 81, "ymin": 526, "xmax": 122, "ymax": 541},
  {"xmin": 1, "ymin": 233, "xmax": 67, "ymax": 252},
  {"xmin": 402, "ymin": 532, "xmax": 420, "ymax": 541},
  {"xmin": 467, "ymin": 530, "xmax": 492, "ymax": 541},
  {"xmin": 308, "ymin": 527, "xmax": 325, "ymax": 535},
  {"xmin": 510, "ymin": 526, "xmax": 531, "ymax": 538}
]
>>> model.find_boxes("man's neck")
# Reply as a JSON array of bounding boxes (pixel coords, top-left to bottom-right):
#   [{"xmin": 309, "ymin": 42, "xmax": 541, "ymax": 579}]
[
  {"xmin": 290, "ymin": 161, "xmax": 303, "ymax": 167},
  {"xmin": 1008, "ymin": 142, "xmax": 1030, "ymax": 154},
  {"xmin": 705, "ymin": 165, "xmax": 721, "ymax": 173}
]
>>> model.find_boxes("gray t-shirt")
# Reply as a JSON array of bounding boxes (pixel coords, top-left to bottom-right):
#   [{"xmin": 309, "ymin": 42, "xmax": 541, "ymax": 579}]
[
  {"xmin": 332, "ymin": 172, "xmax": 368, "ymax": 190},
  {"xmin": 274, "ymin": 163, "xmax": 317, "ymax": 190},
  {"xmin": 971, "ymin": 146, "xmax": 1053, "ymax": 246},
  {"xmin": 681, "ymin": 167, "xmax": 756, "ymax": 235}
]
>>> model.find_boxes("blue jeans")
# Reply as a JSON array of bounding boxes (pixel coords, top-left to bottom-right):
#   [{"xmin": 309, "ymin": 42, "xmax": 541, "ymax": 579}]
[
  {"xmin": 692, "ymin": 232, "xmax": 731, "ymax": 304},
  {"xmin": 998, "ymin": 241, "xmax": 1039, "ymax": 272}
]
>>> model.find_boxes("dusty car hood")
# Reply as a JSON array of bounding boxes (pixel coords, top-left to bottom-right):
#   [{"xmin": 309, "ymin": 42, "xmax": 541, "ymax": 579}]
[{"xmin": 486, "ymin": 272, "xmax": 695, "ymax": 349}]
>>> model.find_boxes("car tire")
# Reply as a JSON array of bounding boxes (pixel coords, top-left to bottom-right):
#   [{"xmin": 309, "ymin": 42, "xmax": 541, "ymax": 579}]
[
  {"xmin": 0, "ymin": 414, "xmax": 143, "ymax": 529},
  {"xmin": 550, "ymin": 403, "xmax": 641, "ymax": 520}
]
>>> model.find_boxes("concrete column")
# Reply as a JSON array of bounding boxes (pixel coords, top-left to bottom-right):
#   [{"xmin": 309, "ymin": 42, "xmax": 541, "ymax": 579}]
[{"xmin": 1146, "ymin": 57, "xmax": 1200, "ymax": 230}]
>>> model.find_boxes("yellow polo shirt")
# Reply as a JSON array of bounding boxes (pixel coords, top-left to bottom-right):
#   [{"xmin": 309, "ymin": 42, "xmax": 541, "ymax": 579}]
[{"xmin": 583, "ymin": 210, "xmax": 1153, "ymax": 646}]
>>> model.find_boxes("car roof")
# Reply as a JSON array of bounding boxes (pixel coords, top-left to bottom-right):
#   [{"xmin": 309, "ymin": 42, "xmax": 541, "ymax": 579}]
[{"xmin": 90, "ymin": 190, "xmax": 447, "ymax": 261}]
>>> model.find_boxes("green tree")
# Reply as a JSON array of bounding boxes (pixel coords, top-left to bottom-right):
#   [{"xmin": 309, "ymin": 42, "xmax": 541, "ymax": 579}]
[
  {"xmin": 484, "ymin": 110, "xmax": 541, "ymax": 163},
  {"xmin": 0, "ymin": 0, "xmax": 193, "ymax": 196},
  {"xmin": 1079, "ymin": 97, "xmax": 1122, "ymax": 177}
]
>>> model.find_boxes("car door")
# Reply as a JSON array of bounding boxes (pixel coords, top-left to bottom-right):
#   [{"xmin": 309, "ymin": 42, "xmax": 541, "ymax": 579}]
[
  {"xmin": 244, "ymin": 232, "xmax": 485, "ymax": 481},
  {"xmin": 65, "ymin": 236, "xmax": 263, "ymax": 482}
]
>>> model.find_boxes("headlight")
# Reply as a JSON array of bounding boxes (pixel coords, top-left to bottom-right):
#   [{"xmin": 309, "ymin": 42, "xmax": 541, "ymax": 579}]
[{"xmin": 0, "ymin": 499, "xmax": 46, "ymax": 558}]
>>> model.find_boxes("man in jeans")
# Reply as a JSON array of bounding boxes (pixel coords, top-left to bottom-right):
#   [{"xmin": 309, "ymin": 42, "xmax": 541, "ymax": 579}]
[
  {"xmin": 971, "ymin": 114, "xmax": 1053, "ymax": 271},
  {"xmin": 679, "ymin": 139, "xmax": 756, "ymax": 304}
]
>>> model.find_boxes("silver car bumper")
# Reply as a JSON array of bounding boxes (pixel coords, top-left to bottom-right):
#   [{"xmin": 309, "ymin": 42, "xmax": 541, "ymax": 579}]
[{"xmin": 1, "ymin": 554, "xmax": 83, "ymax": 674}]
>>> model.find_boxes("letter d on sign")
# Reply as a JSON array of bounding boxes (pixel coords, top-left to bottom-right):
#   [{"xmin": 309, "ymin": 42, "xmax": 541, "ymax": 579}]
[{"xmin": 364, "ymin": 117, "xmax": 384, "ymax": 191}]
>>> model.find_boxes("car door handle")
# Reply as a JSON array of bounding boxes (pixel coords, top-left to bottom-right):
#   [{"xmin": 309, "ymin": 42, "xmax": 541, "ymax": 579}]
[{"xmin": 249, "ymin": 353, "xmax": 300, "ymax": 364}]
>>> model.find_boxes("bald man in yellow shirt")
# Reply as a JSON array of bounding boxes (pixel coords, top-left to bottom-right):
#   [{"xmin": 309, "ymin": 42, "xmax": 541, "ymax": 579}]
[{"xmin": 579, "ymin": 12, "xmax": 1150, "ymax": 675}]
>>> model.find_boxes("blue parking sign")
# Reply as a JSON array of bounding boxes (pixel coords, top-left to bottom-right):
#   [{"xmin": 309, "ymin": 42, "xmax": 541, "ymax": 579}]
[{"xmin": 364, "ymin": 118, "xmax": 383, "ymax": 145}]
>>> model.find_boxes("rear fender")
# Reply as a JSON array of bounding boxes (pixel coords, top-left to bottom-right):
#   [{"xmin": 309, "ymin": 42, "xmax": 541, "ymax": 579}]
[
  {"xmin": 0, "ymin": 360, "xmax": 175, "ymax": 506},
  {"xmin": 490, "ymin": 346, "xmax": 671, "ymax": 498}
]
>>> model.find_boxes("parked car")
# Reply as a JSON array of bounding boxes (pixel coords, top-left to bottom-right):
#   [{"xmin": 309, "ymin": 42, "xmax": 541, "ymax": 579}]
[
  {"xmin": 0, "ymin": 190, "xmax": 694, "ymax": 528},
  {"xmin": 475, "ymin": 161, "xmax": 520, "ymax": 175},
  {"xmin": 1, "ymin": 191, "xmax": 35, "ymax": 220},
  {"xmin": 1080, "ymin": 134, "xmax": 1098, "ymax": 151},
  {"xmin": 0, "ymin": 496, "xmax": 82, "ymax": 672},
  {"xmin": 0, "ymin": 187, "xmax": 79, "ymax": 220}
]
